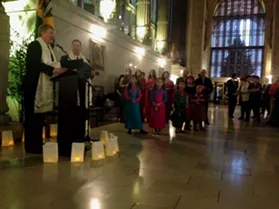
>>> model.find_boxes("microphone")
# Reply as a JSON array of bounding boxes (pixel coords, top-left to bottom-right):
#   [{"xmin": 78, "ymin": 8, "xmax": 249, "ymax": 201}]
[{"xmin": 55, "ymin": 44, "xmax": 68, "ymax": 55}]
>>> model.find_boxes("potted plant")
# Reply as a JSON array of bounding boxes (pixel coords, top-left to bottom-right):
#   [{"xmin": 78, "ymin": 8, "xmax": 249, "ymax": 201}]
[{"xmin": 7, "ymin": 31, "xmax": 34, "ymax": 141}]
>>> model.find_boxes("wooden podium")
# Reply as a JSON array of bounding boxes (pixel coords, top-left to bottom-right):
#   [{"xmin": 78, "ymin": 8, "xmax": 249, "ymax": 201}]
[{"xmin": 57, "ymin": 73, "xmax": 79, "ymax": 156}]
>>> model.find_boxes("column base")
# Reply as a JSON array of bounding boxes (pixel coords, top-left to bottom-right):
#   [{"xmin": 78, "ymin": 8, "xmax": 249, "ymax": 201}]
[{"xmin": 0, "ymin": 114, "xmax": 10, "ymax": 125}]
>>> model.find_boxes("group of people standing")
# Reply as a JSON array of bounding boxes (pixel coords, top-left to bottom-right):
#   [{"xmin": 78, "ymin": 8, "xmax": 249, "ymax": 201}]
[
  {"xmin": 115, "ymin": 68, "xmax": 213, "ymax": 134},
  {"xmin": 227, "ymin": 74, "xmax": 279, "ymax": 125}
]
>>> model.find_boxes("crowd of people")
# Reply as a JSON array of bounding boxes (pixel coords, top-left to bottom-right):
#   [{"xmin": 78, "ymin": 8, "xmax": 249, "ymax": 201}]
[
  {"xmin": 115, "ymin": 68, "xmax": 214, "ymax": 134},
  {"xmin": 227, "ymin": 74, "xmax": 279, "ymax": 126}
]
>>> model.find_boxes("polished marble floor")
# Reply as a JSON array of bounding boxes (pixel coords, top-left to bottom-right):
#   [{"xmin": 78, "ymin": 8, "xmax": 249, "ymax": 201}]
[{"xmin": 1, "ymin": 106, "xmax": 279, "ymax": 209}]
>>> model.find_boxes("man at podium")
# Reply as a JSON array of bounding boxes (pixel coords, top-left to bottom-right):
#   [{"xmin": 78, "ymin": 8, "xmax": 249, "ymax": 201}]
[
  {"xmin": 23, "ymin": 24, "xmax": 67, "ymax": 154},
  {"xmin": 60, "ymin": 39, "xmax": 94, "ymax": 142}
]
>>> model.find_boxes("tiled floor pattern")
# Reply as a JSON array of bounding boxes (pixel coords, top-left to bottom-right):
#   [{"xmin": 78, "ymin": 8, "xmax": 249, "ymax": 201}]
[{"xmin": 1, "ymin": 106, "xmax": 279, "ymax": 209}]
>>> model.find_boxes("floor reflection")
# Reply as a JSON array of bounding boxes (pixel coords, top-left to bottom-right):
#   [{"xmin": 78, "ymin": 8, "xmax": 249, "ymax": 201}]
[{"xmin": 1, "ymin": 106, "xmax": 279, "ymax": 208}]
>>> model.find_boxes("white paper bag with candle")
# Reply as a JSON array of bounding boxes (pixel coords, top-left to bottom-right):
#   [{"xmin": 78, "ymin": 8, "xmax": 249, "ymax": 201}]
[
  {"xmin": 43, "ymin": 142, "xmax": 58, "ymax": 163},
  {"xmin": 43, "ymin": 127, "xmax": 46, "ymax": 143},
  {"xmin": 92, "ymin": 141, "xmax": 105, "ymax": 160},
  {"xmin": 50, "ymin": 124, "xmax": 57, "ymax": 138},
  {"xmin": 111, "ymin": 136, "xmax": 119, "ymax": 153},
  {"xmin": 71, "ymin": 143, "xmax": 85, "ymax": 163},
  {"xmin": 100, "ymin": 131, "xmax": 108, "ymax": 145},
  {"xmin": 1, "ymin": 130, "xmax": 14, "ymax": 147},
  {"xmin": 105, "ymin": 137, "xmax": 116, "ymax": 156}
]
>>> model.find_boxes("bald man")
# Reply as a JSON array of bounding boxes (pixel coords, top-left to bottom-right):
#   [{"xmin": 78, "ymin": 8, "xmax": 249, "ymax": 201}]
[{"xmin": 195, "ymin": 69, "xmax": 213, "ymax": 125}]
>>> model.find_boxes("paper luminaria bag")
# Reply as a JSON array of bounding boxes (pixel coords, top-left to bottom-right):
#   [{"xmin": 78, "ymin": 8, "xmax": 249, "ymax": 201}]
[
  {"xmin": 1, "ymin": 130, "xmax": 14, "ymax": 147},
  {"xmin": 105, "ymin": 137, "xmax": 116, "ymax": 156},
  {"xmin": 92, "ymin": 141, "xmax": 105, "ymax": 160},
  {"xmin": 43, "ymin": 142, "xmax": 59, "ymax": 163},
  {"xmin": 100, "ymin": 130, "xmax": 108, "ymax": 145},
  {"xmin": 50, "ymin": 124, "xmax": 58, "ymax": 138},
  {"xmin": 71, "ymin": 143, "xmax": 85, "ymax": 163},
  {"xmin": 111, "ymin": 136, "xmax": 119, "ymax": 153}
]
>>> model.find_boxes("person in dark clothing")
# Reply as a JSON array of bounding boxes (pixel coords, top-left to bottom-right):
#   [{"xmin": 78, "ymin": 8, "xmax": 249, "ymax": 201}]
[
  {"xmin": 119, "ymin": 68, "xmax": 132, "ymax": 122},
  {"xmin": 23, "ymin": 24, "xmax": 66, "ymax": 154},
  {"xmin": 115, "ymin": 74, "xmax": 125, "ymax": 121},
  {"xmin": 268, "ymin": 87, "xmax": 279, "ymax": 126},
  {"xmin": 176, "ymin": 68, "xmax": 189, "ymax": 85},
  {"xmin": 195, "ymin": 69, "xmax": 213, "ymax": 125},
  {"xmin": 247, "ymin": 75, "xmax": 262, "ymax": 122},
  {"xmin": 60, "ymin": 39, "xmax": 94, "ymax": 142},
  {"xmin": 185, "ymin": 76, "xmax": 196, "ymax": 131},
  {"xmin": 226, "ymin": 73, "xmax": 239, "ymax": 118},
  {"xmin": 261, "ymin": 78, "xmax": 271, "ymax": 115}
]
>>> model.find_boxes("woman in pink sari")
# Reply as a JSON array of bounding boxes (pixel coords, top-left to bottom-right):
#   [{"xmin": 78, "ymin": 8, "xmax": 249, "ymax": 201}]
[
  {"xmin": 145, "ymin": 69, "xmax": 156, "ymax": 122},
  {"xmin": 162, "ymin": 71, "xmax": 174, "ymax": 123}
]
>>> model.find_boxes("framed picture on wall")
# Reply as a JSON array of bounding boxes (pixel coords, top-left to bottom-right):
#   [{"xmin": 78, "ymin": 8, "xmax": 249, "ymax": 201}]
[{"xmin": 90, "ymin": 40, "xmax": 105, "ymax": 71}]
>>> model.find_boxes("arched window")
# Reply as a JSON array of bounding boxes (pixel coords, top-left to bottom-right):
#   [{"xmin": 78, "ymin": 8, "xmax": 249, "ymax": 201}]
[{"xmin": 210, "ymin": 0, "xmax": 265, "ymax": 78}]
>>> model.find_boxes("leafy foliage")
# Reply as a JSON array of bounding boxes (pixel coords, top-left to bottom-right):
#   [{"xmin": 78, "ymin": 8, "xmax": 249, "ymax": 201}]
[{"xmin": 8, "ymin": 30, "xmax": 34, "ymax": 122}]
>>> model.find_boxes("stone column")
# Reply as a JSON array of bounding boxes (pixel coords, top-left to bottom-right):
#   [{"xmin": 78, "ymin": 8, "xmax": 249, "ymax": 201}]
[
  {"xmin": 156, "ymin": 0, "xmax": 168, "ymax": 53},
  {"xmin": 136, "ymin": 0, "xmax": 150, "ymax": 42},
  {"xmin": 271, "ymin": 0, "xmax": 279, "ymax": 78},
  {"xmin": 0, "ymin": 1, "xmax": 10, "ymax": 125},
  {"xmin": 185, "ymin": 0, "xmax": 205, "ymax": 77}
]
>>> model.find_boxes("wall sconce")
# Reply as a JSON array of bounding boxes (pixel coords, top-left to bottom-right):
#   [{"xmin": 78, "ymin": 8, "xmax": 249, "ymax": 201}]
[
  {"xmin": 91, "ymin": 25, "xmax": 106, "ymax": 41},
  {"xmin": 135, "ymin": 47, "xmax": 145, "ymax": 60},
  {"xmin": 136, "ymin": 26, "xmax": 146, "ymax": 40},
  {"xmin": 156, "ymin": 41, "xmax": 165, "ymax": 52},
  {"xmin": 158, "ymin": 58, "xmax": 166, "ymax": 67},
  {"xmin": 100, "ymin": 0, "xmax": 116, "ymax": 22},
  {"xmin": 129, "ymin": 63, "xmax": 133, "ymax": 67}
]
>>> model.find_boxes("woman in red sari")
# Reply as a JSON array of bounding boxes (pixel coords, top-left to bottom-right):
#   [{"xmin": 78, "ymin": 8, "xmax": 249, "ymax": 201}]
[
  {"xmin": 149, "ymin": 78, "xmax": 168, "ymax": 135},
  {"xmin": 162, "ymin": 71, "xmax": 174, "ymax": 123},
  {"xmin": 145, "ymin": 69, "xmax": 156, "ymax": 122}
]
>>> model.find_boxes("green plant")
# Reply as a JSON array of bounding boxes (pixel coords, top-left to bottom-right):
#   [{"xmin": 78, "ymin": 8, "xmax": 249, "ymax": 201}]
[{"xmin": 8, "ymin": 30, "xmax": 34, "ymax": 122}]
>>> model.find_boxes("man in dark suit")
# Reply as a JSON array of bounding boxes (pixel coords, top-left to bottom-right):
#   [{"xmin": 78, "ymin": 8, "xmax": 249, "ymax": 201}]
[
  {"xmin": 226, "ymin": 73, "xmax": 239, "ymax": 118},
  {"xmin": 60, "ymin": 39, "xmax": 93, "ymax": 142},
  {"xmin": 176, "ymin": 68, "xmax": 189, "ymax": 85},
  {"xmin": 23, "ymin": 24, "xmax": 66, "ymax": 154},
  {"xmin": 195, "ymin": 69, "xmax": 213, "ymax": 125},
  {"xmin": 261, "ymin": 78, "xmax": 271, "ymax": 115},
  {"xmin": 247, "ymin": 75, "xmax": 262, "ymax": 122}
]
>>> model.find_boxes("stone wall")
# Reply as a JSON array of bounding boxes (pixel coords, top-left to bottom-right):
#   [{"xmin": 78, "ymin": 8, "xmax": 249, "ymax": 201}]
[{"xmin": 53, "ymin": 0, "xmax": 170, "ymax": 93}]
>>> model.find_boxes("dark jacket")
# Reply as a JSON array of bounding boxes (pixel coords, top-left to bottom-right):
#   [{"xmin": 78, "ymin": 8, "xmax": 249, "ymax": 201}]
[
  {"xmin": 248, "ymin": 82, "xmax": 262, "ymax": 103},
  {"xmin": 263, "ymin": 84, "xmax": 271, "ymax": 100},
  {"xmin": 226, "ymin": 79, "xmax": 239, "ymax": 97},
  {"xmin": 176, "ymin": 77, "xmax": 187, "ymax": 86},
  {"xmin": 23, "ymin": 41, "xmax": 54, "ymax": 113},
  {"xmin": 195, "ymin": 77, "xmax": 213, "ymax": 95}
]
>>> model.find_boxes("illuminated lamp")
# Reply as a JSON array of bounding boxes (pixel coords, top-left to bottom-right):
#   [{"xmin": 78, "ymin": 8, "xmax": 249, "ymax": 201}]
[
  {"xmin": 92, "ymin": 141, "xmax": 105, "ymax": 160},
  {"xmin": 1, "ymin": 130, "xmax": 14, "ymax": 147},
  {"xmin": 43, "ymin": 142, "xmax": 58, "ymax": 163}
]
